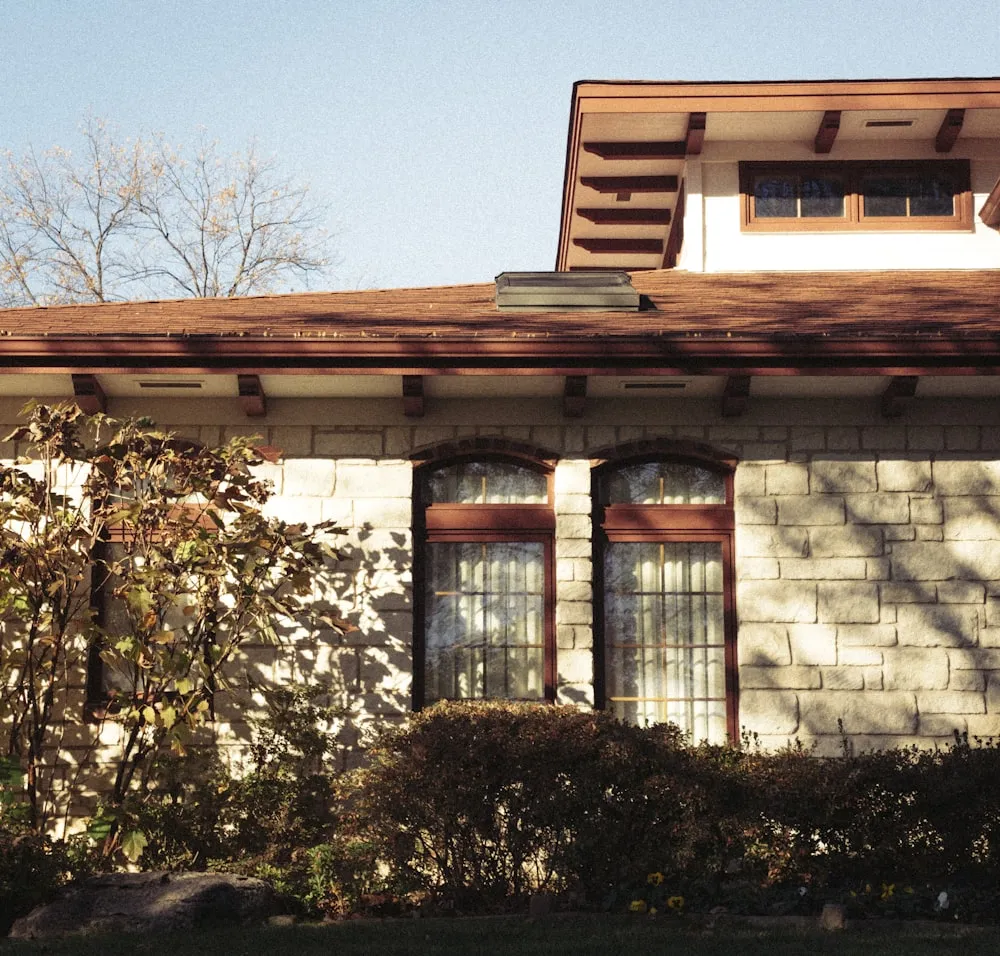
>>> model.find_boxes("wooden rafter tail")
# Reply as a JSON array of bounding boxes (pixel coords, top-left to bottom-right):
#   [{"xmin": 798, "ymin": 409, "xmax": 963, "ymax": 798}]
[
  {"xmin": 580, "ymin": 176, "xmax": 679, "ymax": 194},
  {"xmin": 583, "ymin": 141, "xmax": 686, "ymax": 160},
  {"xmin": 71, "ymin": 373, "xmax": 106, "ymax": 414},
  {"xmin": 935, "ymin": 108, "xmax": 965, "ymax": 153},
  {"xmin": 685, "ymin": 113, "xmax": 706, "ymax": 155},
  {"xmin": 573, "ymin": 238, "xmax": 664, "ymax": 254},
  {"xmin": 814, "ymin": 111, "xmax": 841, "ymax": 154},
  {"xmin": 881, "ymin": 375, "xmax": 918, "ymax": 417},
  {"xmin": 564, "ymin": 375, "xmax": 587, "ymax": 418},
  {"xmin": 721, "ymin": 375, "xmax": 751, "ymax": 417},
  {"xmin": 237, "ymin": 374, "xmax": 267, "ymax": 417},
  {"xmin": 576, "ymin": 208, "xmax": 671, "ymax": 225},
  {"xmin": 402, "ymin": 375, "xmax": 425, "ymax": 417}
]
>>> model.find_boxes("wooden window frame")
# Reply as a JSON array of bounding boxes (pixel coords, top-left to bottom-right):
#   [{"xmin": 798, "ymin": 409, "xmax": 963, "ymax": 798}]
[
  {"xmin": 413, "ymin": 453, "xmax": 557, "ymax": 709},
  {"xmin": 594, "ymin": 456, "xmax": 739, "ymax": 741},
  {"xmin": 740, "ymin": 159, "xmax": 973, "ymax": 233}
]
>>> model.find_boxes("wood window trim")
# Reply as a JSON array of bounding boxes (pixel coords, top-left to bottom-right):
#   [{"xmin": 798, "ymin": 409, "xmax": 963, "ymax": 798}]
[
  {"xmin": 593, "ymin": 457, "xmax": 739, "ymax": 742},
  {"xmin": 739, "ymin": 159, "xmax": 973, "ymax": 233},
  {"xmin": 413, "ymin": 454, "xmax": 557, "ymax": 710}
]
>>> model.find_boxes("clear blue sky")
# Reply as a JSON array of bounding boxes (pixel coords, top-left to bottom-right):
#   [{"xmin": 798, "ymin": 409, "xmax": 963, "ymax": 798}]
[{"xmin": 3, "ymin": 0, "xmax": 998, "ymax": 291}]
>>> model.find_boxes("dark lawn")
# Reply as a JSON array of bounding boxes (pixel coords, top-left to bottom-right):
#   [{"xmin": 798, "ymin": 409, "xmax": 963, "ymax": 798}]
[{"xmin": 3, "ymin": 915, "xmax": 999, "ymax": 956}]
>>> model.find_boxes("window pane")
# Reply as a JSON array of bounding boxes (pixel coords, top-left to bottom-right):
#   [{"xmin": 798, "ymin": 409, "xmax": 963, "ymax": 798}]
[
  {"xmin": 425, "ymin": 541, "xmax": 545, "ymax": 702},
  {"xmin": 425, "ymin": 460, "xmax": 547, "ymax": 504},
  {"xmin": 603, "ymin": 461, "xmax": 725, "ymax": 505},
  {"xmin": 863, "ymin": 173, "xmax": 956, "ymax": 218},
  {"xmin": 605, "ymin": 541, "xmax": 727, "ymax": 741},
  {"xmin": 799, "ymin": 175, "xmax": 845, "ymax": 217},
  {"xmin": 753, "ymin": 175, "xmax": 797, "ymax": 217},
  {"xmin": 909, "ymin": 176, "xmax": 956, "ymax": 216}
]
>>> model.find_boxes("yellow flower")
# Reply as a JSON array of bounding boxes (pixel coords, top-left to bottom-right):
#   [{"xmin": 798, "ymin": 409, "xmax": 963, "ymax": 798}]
[
  {"xmin": 647, "ymin": 872, "xmax": 665, "ymax": 886},
  {"xmin": 648, "ymin": 906, "xmax": 658, "ymax": 916},
  {"xmin": 880, "ymin": 883, "xmax": 895, "ymax": 901},
  {"xmin": 667, "ymin": 896, "xmax": 685, "ymax": 910},
  {"xmin": 629, "ymin": 900, "xmax": 648, "ymax": 914}
]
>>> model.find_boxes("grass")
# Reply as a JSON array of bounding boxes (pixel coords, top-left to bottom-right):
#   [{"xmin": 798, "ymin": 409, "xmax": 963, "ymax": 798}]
[{"xmin": 3, "ymin": 915, "xmax": 999, "ymax": 956}]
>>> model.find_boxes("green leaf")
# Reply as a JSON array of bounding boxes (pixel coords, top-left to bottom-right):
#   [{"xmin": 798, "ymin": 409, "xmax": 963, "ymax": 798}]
[
  {"xmin": 142, "ymin": 706, "xmax": 157, "ymax": 726},
  {"xmin": 121, "ymin": 829, "xmax": 148, "ymax": 863},
  {"xmin": 86, "ymin": 808, "xmax": 116, "ymax": 843},
  {"xmin": 160, "ymin": 705, "xmax": 177, "ymax": 730}
]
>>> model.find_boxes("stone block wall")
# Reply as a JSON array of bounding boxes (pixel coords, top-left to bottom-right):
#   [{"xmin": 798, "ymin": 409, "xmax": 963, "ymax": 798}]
[{"xmin": 7, "ymin": 392, "xmax": 1000, "ymax": 822}]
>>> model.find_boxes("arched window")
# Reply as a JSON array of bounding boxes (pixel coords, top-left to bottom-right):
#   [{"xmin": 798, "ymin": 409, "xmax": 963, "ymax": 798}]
[
  {"xmin": 595, "ymin": 456, "xmax": 737, "ymax": 741},
  {"xmin": 414, "ymin": 455, "xmax": 555, "ymax": 706}
]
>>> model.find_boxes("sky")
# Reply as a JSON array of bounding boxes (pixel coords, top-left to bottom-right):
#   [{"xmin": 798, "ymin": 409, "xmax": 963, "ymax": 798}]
[{"xmin": 2, "ymin": 0, "xmax": 998, "ymax": 292}]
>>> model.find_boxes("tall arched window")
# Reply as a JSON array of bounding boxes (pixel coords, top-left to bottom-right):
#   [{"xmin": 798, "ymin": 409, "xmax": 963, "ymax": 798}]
[
  {"xmin": 595, "ymin": 456, "xmax": 737, "ymax": 741},
  {"xmin": 414, "ymin": 455, "xmax": 555, "ymax": 706}
]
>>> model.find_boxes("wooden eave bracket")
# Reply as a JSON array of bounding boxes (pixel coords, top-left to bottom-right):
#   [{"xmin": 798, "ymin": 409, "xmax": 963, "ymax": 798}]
[
  {"xmin": 935, "ymin": 109, "xmax": 965, "ymax": 153},
  {"xmin": 71, "ymin": 374, "xmax": 106, "ymax": 414},
  {"xmin": 580, "ymin": 175, "xmax": 679, "ymax": 194},
  {"xmin": 721, "ymin": 375, "xmax": 751, "ymax": 417},
  {"xmin": 685, "ymin": 113, "xmax": 706, "ymax": 155},
  {"xmin": 881, "ymin": 376, "xmax": 918, "ymax": 417},
  {"xmin": 980, "ymin": 175, "xmax": 1000, "ymax": 228},
  {"xmin": 564, "ymin": 375, "xmax": 587, "ymax": 418},
  {"xmin": 814, "ymin": 111, "xmax": 841, "ymax": 154},
  {"xmin": 583, "ymin": 141, "xmax": 686, "ymax": 160},
  {"xmin": 237, "ymin": 374, "xmax": 267, "ymax": 417},
  {"xmin": 402, "ymin": 375, "xmax": 424, "ymax": 417},
  {"xmin": 573, "ymin": 238, "xmax": 664, "ymax": 254},
  {"xmin": 576, "ymin": 207, "xmax": 671, "ymax": 225}
]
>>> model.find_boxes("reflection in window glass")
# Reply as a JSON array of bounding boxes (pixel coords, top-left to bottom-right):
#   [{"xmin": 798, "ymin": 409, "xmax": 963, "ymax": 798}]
[
  {"xmin": 862, "ymin": 174, "xmax": 955, "ymax": 218},
  {"xmin": 604, "ymin": 541, "xmax": 726, "ymax": 740},
  {"xmin": 603, "ymin": 461, "xmax": 725, "ymax": 505},
  {"xmin": 754, "ymin": 174, "xmax": 845, "ymax": 218},
  {"xmin": 424, "ymin": 541, "xmax": 545, "ymax": 702},
  {"xmin": 425, "ymin": 460, "xmax": 547, "ymax": 504}
]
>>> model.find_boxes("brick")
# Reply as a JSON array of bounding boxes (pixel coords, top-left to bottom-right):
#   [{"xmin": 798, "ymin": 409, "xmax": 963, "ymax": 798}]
[
  {"xmin": 949, "ymin": 670, "xmax": 986, "ymax": 692},
  {"xmin": 557, "ymin": 581, "xmax": 592, "ymax": 602},
  {"xmin": 945, "ymin": 427, "xmax": 981, "ymax": 451},
  {"xmin": 877, "ymin": 460, "xmax": 932, "ymax": 492},
  {"xmin": 886, "ymin": 527, "xmax": 916, "ymax": 541},
  {"xmin": 766, "ymin": 463, "xmax": 809, "ymax": 495},
  {"xmin": 917, "ymin": 691, "xmax": 985, "ymax": 714},
  {"xmin": 827, "ymin": 428, "xmax": 860, "ymax": 451},
  {"xmin": 906, "ymin": 426, "xmax": 945, "ymax": 451},
  {"xmin": 909, "ymin": 496, "xmax": 943, "ymax": 524},
  {"xmin": 556, "ymin": 683, "xmax": 595, "ymax": 708},
  {"xmin": 556, "ymin": 559, "xmax": 576, "ymax": 582},
  {"xmin": 866, "ymin": 558, "xmax": 891, "ymax": 580},
  {"xmin": 557, "ymin": 649, "xmax": 594, "ymax": 685},
  {"xmin": 883, "ymin": 647, "xmax": 949, "ymax": 690},
  {"xmin": 739, "ymin": 558, "xmax": 780, "ymax": 580},
  {"xmin": 861, "ymin": 427, "xmax": 906, "ymax": 451},
  {"xmin": 268, "ymin": 426, "xmax": 312, "ymax": 457},
  {"xmin": 839, "ymin": 646, "xmax": 883, "ymax": 666},
  {"xmin": 738, "ymin": 526, "xmax": 808, "ymax": 558},
  {"xmin": 761, "ymin": 427, "xmax": 789, "ymax": 441},
  {"xmin": 556, "ymin": 514, "xmax": 591, "ymax": 539},
  {"xmin": 933, "ymin": 460, "xmax": 1000, "ymax": 496},
  {"xmin": 734, "ymin": 463, "xmax": 766, "ymax": 497},
  {"xmin": 937, "ymin": 581, "xmax": 986, "ymax": 604},
  {"xmin": 559, "ymin": 626, "xmax": 580, "ymax": 650},
  {"xmin": 966, "ymin": 714, "xmax": 1000, "ymax": 737},
  {"xmin": 336, "ymin": 463, "xmax": 411, "ymax": 498},
  {"xmin": 556, "ymin": 538, "xmax": 592, "ymax": 559},
  {"xmin": 736, "ymin": 496, "xmax": 777, "ymax": 525},
  {"xmin": 818, "ymin": 582, "xmax": 880, "ymax": 623},
  {"xmin": 948, "ymin": 647, "xmax": 1000, "ymax": 669},
  {"xmin": 896, "ymin": 603, "xmax": 979, "ymax": 647},
  {"xmin": 920, "ymin": 714, "xmax": 968, "ymax": 737},
  {"xmin": 788, "ymin": 623, "xmax": 838, "ymax": 665},
  {"xmin": 283, "ymin": 458, "xmax": 335, "ymax": 497},
  {"xmin": 821, "ymin": 668, "xmax": 865, "ymax": 691},
  {"xmin": 556, "ymin": 602, "xmax": 592, "ymax": 626},
  {"xmin": 314, "ymin": 431, "xmax": 384, "ymax": 456},
  {"xmin": 862, "ymin": 667, "xmax": 883, "ymax": 689},
  {"xmin": 796, "ymin": 690, "xmax": 917, "ymax": 734},
  {"xmin": 981, "ymin": 627, "xmax": 1000, "ymax": 647},
  {"xmin": 811, "ymin": 459, "xmax": 877, "ymax": 493},
  {"xmin": 571, "ymin": 559, "xmax": 592, "ymax": 582},
  {"xmin": 943, "ymin": 498, "xmax": 1000, "ymax": 540},
  {"xmin": 739, "ymin": 689, "xmax": 800, "ymax": 735},
  {"xmin": 353, "ymin": 498, "xmax": 412, "ymax": 529},
  {"xmin": 844, "ymin": 494, "xmax": 910, "ymax": 524},
  {"xmin": 809, "ymin": 527, "xmax": 883, "ymax": 557},
  {"xmin": 779, "ymin": 558, "xmax": 867, "ymax": 580},
  {"xmin": 916, "ymin": 526, "xmax": 944, "ymax": 541},
  {"xmin": 553, "ymin": 460, "xmax": 591, "ymax": 495},
  {"xmin": 555, "ymin": 493, "xmax": 592, "ymax": 515},
  {"xmin": 891, "ymin": 541, "xmax": 1000, "ymax": 581},
  {"xmin": 790, "ymin": 428, "xmax": 825, "ymax": 452},
  {"xmin": 741, "ymin": 665, "xmax": 821, "ymax": 690},
  {"xmin": 738, "ymin": 581, "xmax": 817, "ymax": 623},
  {"xmin": 738, "ymin": 623, "xmax": 791, "ymax": 666},
  {"xmin": 838, "ymin": 624, "xmax": 898, "ymax": 646},
  {"xmin": 777, "ymin": 496, "xmax": 845, "ymax": 526}
]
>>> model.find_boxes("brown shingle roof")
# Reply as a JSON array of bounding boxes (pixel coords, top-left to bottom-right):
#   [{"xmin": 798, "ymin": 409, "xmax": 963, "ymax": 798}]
[{"xmin": 0, "ymin": 270, "xmax": 997, "ymax": 339}]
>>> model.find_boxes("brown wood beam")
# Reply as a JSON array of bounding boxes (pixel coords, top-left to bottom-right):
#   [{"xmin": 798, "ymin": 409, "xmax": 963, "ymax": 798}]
[
  {"xmin": 980, "ymin": 175, "xmax": 1000, "ymax": 227},
  {"xmin": 685, "ymin": 113, "xmax": 706, "ymax": 155},
  {"xmin": 881, "ymin": 375, "xmax": 918, "ymax": 417},
  {"xmin": 580, "ymin": 176, "xmax": 679, "ymax": 195},
  {"xmin": 721, "ymin": 375, "xmax": 751, "ymax": 417},
  {"xmin": 814, "ymin": 110, "xmax": 841, "ymax": 154},
  {"xmin": 573, "ymin": 238, "xmax": 664, "ymax": 254},
  {"xmin": 237, "ymin": 374, "xmax": 267, "ymax": 417},
  {"xmin": 402, "ymin": 374, "xmax": 424, "ymax": 417},
  {"xmin": 576, "ymin": 207, "xmax": 671, "ymax": 225},
  {"xmin": 71, "ymin": 373, "xmax": 106, "ymax": 414},
  {"xmin": 662, "ymin": 182, "xmax": 686, "ymax": 269},
  {"xmin": 935, "ymin": 108, "xmax": 965, "ymax": 153},
  {"xmin": 564, "ymin": 375, "xmax": 587, "ymax": 418},
  {"xmin": 583, "ymin": 141, "xmax": 686, "ymax": 160},
  {"xmin": 567, "ymin": 264, "xmax": 650, "ymax": 271}
]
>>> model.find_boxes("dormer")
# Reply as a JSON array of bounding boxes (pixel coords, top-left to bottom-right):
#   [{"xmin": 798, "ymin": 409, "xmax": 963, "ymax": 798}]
[{"xmin": 556, "ymin": 78, "xmax": 1000, "ymax": 273}]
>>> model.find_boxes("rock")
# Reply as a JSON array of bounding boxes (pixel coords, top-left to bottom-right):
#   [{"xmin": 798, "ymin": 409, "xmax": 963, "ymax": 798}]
[
  {"xmin": 819, "ymin": 902, "xmax": 847, "ymax": 931},
  {"xmin": 9, "ymin": 871, "xmax": 278, "ymax": 939}
]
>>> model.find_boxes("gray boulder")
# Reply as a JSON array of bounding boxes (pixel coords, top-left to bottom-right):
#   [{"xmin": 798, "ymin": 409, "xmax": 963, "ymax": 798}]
[{"xmin": 9, "ymin": 871, "xmax": 278, "ymax": 939}]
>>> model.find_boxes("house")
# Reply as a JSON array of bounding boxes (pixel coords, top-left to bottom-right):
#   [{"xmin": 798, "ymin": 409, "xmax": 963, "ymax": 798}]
[{"xmin": 2, "ymin": 77, "xmax": 1000, "ymax": 781}]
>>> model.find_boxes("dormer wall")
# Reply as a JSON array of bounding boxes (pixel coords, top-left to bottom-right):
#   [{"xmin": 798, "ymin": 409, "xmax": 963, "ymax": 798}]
[{"xmin": 679, "ymin": 139, "xmax": 1000, "ymax": 273}]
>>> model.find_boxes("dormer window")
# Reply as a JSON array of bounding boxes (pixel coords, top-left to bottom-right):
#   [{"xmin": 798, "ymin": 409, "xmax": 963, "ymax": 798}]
[{"xmin": 740, "ymin": 160, "xmax": 972, "ymax": 232}]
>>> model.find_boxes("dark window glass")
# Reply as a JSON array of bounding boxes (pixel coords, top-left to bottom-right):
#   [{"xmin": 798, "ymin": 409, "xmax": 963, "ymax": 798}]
[
  {"xmin": 426, "ymin": 460, "xmax": 547, "ymax": 504},
  {"xmin": 753, "ymin": 175, "xmax": 798, "ymax": 218},
  {"xmin": 603, "ymin": 461, "xmax": 725, "ymax": 505}
]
